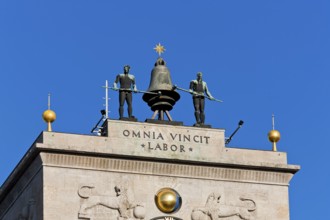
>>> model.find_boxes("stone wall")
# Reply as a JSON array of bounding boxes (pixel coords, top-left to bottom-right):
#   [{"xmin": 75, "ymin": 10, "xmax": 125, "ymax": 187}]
[{"xmin": 0, "ymin": 119, "xmax": 299, "ymax": 220}]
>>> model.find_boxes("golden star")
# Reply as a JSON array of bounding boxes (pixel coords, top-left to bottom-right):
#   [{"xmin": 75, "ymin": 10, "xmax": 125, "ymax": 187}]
[{"xmin": 154, "ymin": 43, "xmax": 165, "ymax": 57}]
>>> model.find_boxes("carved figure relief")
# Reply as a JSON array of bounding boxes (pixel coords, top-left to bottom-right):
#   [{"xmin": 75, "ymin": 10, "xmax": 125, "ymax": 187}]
[
  {"xmin": 78, "ymin": 184, "xmax": 145, "ymax": 220},
  {"xmin": 191, "ymin": 193, "xmax": 256, "ymax": 220},
  {"xmin": 18, "ymin": 199, "xmax": 36, "ymax": 220}
]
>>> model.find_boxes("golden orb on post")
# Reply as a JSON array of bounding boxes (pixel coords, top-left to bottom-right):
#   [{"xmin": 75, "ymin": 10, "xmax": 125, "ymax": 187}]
[
  {"xmin": 42, "ymin": 93, "xmax": 56, "ymax": 132},
  {"xmin": 154, "ymin": 188, "xmax": 182, "ymax": 214},
  {"xmin": 268, "ymin": 113, "xmax": 281, "ymax": 152},
  {"xmin": 42, "ymin": 109, "xmax": 56, "ymax": 132},
  {"xmin": 268, "ymin": 129, "xmax": 280, "ymax": 151}
]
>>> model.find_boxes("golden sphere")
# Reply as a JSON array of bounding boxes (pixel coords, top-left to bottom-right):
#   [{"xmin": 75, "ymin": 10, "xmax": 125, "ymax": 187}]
[
  {"xmin": 155, "ymin": 188, "xmax": 181, "ymax": 214},
  {"xmin": 268, "ymin": 129, "xmax": 281, "ymax": 143},
  {"xmin": 42, "ymin": 109, "xmax": 56, "ymax": 123}
]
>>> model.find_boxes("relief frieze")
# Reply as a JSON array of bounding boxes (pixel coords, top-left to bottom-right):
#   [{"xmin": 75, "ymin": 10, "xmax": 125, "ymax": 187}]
[
  {"xmin": 191, "ymin": 193, "xmax": 256, "ymax": 220},
  {"xmin": 78, "ymin": 184, "xmax": 146, "ymax": 220}
]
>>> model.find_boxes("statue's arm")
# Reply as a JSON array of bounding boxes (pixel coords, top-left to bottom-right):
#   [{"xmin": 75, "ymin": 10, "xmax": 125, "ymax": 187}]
[
  {"xmin": 189, "ymin": 80, "xmax": 195, "ymax": 94},
  {"xmin": 204, "ymin": 82, "xmax": 214, "ymax": 99},
  {"xmin": 132, "ymin": 75, "xmax": 137, "ymax": 91},
  {"xmin": 113, "ymin": 74, "xmax": 120, "ymax": 89}
]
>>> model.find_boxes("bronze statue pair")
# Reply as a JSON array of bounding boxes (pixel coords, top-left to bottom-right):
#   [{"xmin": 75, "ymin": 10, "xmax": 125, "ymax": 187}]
[{"xmin": 112, "ymin": 65, "xmax": 219, "ymax": 125}]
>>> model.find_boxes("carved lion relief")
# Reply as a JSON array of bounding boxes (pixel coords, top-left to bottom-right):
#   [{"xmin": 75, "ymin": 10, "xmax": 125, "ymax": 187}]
[
  {"xmin": 191, "ymin": 193, "xmax": 256, "ymax": 220},
  {"xmin": 78, "ymin": 184, "xmax": 146, "ymax": 220}
]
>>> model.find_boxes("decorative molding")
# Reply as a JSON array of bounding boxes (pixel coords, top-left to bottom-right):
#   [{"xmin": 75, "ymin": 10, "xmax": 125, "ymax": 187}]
[{"xmin": 41, "ymin": 153, "xmax": 292, "ymax": 186}]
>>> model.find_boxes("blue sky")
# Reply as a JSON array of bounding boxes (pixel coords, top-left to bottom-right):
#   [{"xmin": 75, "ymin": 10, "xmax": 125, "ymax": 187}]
[{"xmin": 0, "ymin": 1, "xmax": 329, "ymax": 219}]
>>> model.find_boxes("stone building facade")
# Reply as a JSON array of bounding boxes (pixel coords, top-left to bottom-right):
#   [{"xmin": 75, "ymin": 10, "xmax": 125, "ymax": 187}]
[{"xmin": 0, "ymin": 119, "xmax": 299, "ymax": 220}]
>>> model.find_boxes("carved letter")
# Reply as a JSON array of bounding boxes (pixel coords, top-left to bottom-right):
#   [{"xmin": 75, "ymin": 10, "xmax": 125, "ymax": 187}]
[
  {"xmin": 157, "ymin": 133, "xmax": 164, "ymax": 140},
  {"xmin": 155, "ymin": 143, "xmax": 162, "ymax": 150},
  {"xmin": 148, "ymin": 142, "xmax": 153, "ymax": 150},
  {"xmin": 171, "ymin": 145, "xmax": 177, "ymax": 152},
  {"xmin": 183, "ymin": 134, "xmax": 191, "ymax": 142},
  {"xmin": 170, "ymin": 133, "xmax": 177, "ymax": 141},
  {"xmin": 144, "ymin": 131, "xmax": 150, "ymax": 139},
  {"xmin": 204, "ymin": 136, "xmax": 210, "ymax": 144},
  {"xmin": 132, "ymin": 130, "xmax": 140, "ymax": 138},
  {"xmin": 193, "ymin": 135, "xmax": 200, "ymax": 143},
  {"xmin": 163, "ymin": 143, "xmax": 168, "ymax": 151},
  {"xmin": 180, "ymin": 145, "xmax": 185, "ymax": 152},
  {"xmin": 123, "ymin": 130, "xmax": 130, "ymax": 137}
]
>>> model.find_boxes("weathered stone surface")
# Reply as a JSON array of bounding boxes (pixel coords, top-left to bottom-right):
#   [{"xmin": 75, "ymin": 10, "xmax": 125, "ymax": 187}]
[
  {"xmin": 40, "ymin": 161, "xmax": 290, "ymax": 219},
  {"xmin": 37, "ymin": 119, "xmax": 292, "ymax": 166},
  {"xmin": 0, "ymin": 120, "xmax": 299, "ymax": 220}
]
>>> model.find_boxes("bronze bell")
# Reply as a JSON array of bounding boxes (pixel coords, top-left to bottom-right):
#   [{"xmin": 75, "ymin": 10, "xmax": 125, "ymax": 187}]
[{"xmin": 143, "ymin": 58, "xmax": 180, "ymax": 120}]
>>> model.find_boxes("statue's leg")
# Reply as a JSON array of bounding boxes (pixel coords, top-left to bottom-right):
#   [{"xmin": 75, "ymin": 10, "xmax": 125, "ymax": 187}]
[
  {"xmin": 119, "ymin": 92, "xmax": 125, "ymax": 118},
  {"xmin": 200, "ymin": 98, "xmax": 205, "ymax": 124},
  {"xmin": 193, "ymin": 98, "xmax": 201, "ymax": 123},
  {"xmin": 194, "ymin": 112, "xmax": 201, "ymax": 124},
  {"xmin": 127, "ymin": 92, "xmax": 133, "ymax": 118}
]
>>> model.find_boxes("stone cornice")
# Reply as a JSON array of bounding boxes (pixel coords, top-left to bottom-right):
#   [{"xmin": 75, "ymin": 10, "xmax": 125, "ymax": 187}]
[{"xmin": 41, "ymin": 152, "xmax": 295, "ymax": 186}]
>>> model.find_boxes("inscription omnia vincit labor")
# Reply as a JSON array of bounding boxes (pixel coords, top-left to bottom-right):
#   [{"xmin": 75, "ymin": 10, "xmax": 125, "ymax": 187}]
[{"xmin": 121, "ymin": 129, "xmax": 211, "ymax": 153}]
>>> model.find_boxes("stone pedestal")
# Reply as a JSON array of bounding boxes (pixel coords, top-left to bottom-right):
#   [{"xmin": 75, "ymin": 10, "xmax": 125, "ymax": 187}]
[{"xmin": 0, "ymin": 119, "xmax": 299, "ymax": 220}]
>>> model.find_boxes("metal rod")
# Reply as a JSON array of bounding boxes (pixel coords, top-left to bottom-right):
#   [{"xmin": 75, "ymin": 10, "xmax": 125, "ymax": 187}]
[
  {"xmin": 165, "ymin": 110, "xmax": 173, "ymax": 121},
  {"xmin": 105, "ymin": 80, "xmax": 109, "ymax": 119},
  {"xmin": 160, "ymin": 110, "xmax": 164, "ymax": 120},
  {"xmin": 151, "ymin": 110, "xmax": 158, "ymax": 119},
  {"xmin": 173, "ymin": 85, "xmax": 223, "ymax": 103},
  {"xmin": 225, "ymin": 120, "xmax": 244, "ymax": 145},
  {"xmin": 47, "ymin": 122, "xmax": 52, "ymax": 132},
  {"xmin": 91, "ymin": 115, "xmax": 105, "ymax": 133},
  {"xmin": 273, "ymin": 142, "xmax": 277, "ymax": 152},
  {"xmin": 137, "ymin": 90, "xmax": 160, "ymax": 95},
  {"xmin": 48, "ymin": 93, "xmax": 51, "ymax": 110},
  {"xmin": 108, "ymin": 87, "xmax": 160, "ymax": 95}
]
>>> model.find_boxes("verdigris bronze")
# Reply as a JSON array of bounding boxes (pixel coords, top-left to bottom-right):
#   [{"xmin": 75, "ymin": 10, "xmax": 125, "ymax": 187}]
[
  {"xmin": 189, "ymin": 72, "xmax": 214, "ymax": 126},
  {"xmin": 113, "ymin": 65, "xmax": 137, "ymax": 119}
]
